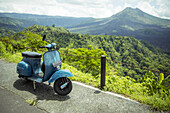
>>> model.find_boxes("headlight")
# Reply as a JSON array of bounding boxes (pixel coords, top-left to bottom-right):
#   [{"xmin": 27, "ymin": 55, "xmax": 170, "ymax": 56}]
[{"xmin": 57, "ymin": 65, "xmax": 60, "ymax": 70}]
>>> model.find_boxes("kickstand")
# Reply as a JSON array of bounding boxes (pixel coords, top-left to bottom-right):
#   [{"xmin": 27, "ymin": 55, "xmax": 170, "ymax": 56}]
[{"xmin": 33, "ymin": 81, "xmax": 36, "ymax": 91}]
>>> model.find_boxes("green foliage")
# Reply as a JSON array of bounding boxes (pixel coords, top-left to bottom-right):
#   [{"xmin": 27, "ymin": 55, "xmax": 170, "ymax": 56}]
[
  {"xmin": 0, "ymin": 52, "xmax": 22, "ymax": 63},
  {"xmin": 23, "ymin": 25, "xmax": 70, "ymax": 49},
  {"xmin": 61, "ymin": 63, "xmax": 100, "ymax": 87},
  {"xmin": 141, "ymin": 71, "xmax": 169, "ymax": 98},
  {"xmin": 22, "ymin": 25, "xmax": 170, "ymax": 79},
  {"xmin": 52, "ymin": 24, "xmax": 55, "ymax": 27},
  {"xmin": 0, "ymin": 17, "xmax": 24, "ymax": 36},
  {"xmin": 143, "ymin": 93, "xmax": 170, "ymax": 111},
  {"xmin": 104, "ymin": 74, "xmax": 146, "ymax": 96},
  {"xmin": 0, "ymin": 41, "xmax": 6, "ymax": 55},
  {"xmin": 26, "ymin": 99, "xmax": 37, "ymax": 106},
  {"xmin": 0, "ymin": 31, "xmax": 47, "ymax": 62},
  {"xmin": 59, "ymin": 47, "xmax": 107, "ymax": 77}
]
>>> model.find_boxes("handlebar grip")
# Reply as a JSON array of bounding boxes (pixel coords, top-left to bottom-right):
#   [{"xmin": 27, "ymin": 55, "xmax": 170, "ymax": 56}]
[{"xmin": 39, "ymin": 46, "xmax": 45, "ymax": 48}]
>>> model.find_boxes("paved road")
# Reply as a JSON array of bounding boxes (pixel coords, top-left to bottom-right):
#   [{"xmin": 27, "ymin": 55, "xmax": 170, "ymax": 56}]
[
  {"xmin": 0, "ymin": 86, "xmax": 46, "ymax": 113},
  {"xmin": 0, "ymin": 59, "xmax": 159, "ymax": 113}
]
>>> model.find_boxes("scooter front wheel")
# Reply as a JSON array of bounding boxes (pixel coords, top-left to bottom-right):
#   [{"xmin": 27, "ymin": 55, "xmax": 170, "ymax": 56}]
[{"xmin": 54, "ymin": 77, "xmax": 72, "ymax": 96}]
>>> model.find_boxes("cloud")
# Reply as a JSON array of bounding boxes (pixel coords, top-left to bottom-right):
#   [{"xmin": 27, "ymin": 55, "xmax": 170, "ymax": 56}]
[
  {"xmin": 57, "ymin": 0, "xmax": 109, "ymax": 8},
  {"xmin": 55, "ymin": 0, "xmax": 114, "ymax": 18},
  {"xmin": 135, "ymin": 0, "xmax": 170, "ymax": 19},
  {"xmin": 0, "ymin": 0, "xmax": 170, "ymax": 19},
  {"xmin": 154, "ymin": 0, "xmax": 170, "ymax": 18},
  {"xmin": 136, "ymin": 1, "xmax": 158, "ymax": 16}
]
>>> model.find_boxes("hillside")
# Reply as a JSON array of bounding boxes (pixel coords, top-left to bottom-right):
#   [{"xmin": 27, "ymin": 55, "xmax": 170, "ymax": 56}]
[
  {"xmin": 20, "ymin": 25, "xmax": 170, "ymax": 79},
  {"xmin": 0, "ymin": 17, "xmax": 35, "ymax": 36},
  {"xmin": 68, "ymin": 7, "xmax": 170, "ymax": 50},
  {"xmin": 0, "ymin": 13, "xmax": 91, "ymax": 36},
  {"xmin": 0, "ymin": 13, "xmax": 91, "ymax": 27}
]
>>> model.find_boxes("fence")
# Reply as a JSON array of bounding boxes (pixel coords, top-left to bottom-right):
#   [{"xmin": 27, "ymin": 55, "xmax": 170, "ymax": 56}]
[{"xmin": 59, "ymin": 52, "xmax": 170, "ymax": 89}]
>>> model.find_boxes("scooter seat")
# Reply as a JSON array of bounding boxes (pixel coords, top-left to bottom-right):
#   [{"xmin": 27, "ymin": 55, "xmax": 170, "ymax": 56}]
[{"xmin": 22, "ymin": 51, "xmax": 42, "ymax": 58}]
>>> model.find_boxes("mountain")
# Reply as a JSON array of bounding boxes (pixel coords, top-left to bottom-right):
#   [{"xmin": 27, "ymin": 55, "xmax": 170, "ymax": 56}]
[
  {"xmin": 68, "ymin": 7, "xmax": 170, "ymax": 50},
  {"xmin": 0, "ymin": 13, "xmax": 91, "ymax": 36},
  {"xmin": 0, "ymin": 13, "xmax": 91, "ymax": 27}
]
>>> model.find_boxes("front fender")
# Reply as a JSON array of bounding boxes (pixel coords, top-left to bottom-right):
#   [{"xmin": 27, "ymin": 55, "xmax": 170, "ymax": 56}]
[{"xmin": 48, "ymin": 69, "xmax": 73, "ymax": 83}]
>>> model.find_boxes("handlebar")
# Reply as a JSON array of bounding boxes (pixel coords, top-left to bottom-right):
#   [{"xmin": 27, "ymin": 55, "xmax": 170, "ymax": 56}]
[
  {"xmin": 39, "ymin": 43, "xmax": 57, "ymax": 49},
  {"xmin": 39, "ymin": 46, "xmax": 46, "ymax": 48}
]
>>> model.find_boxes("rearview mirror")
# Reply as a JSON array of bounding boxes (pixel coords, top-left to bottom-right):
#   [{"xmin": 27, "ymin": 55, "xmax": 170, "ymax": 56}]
[{"xmin": 43, "ymin": 35, "xmax": 46, "ymax": 41}]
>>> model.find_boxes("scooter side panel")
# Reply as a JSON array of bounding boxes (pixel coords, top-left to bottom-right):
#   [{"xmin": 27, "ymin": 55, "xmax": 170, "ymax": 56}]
[
  {"xmin": 43, "ymin": 51, "xmax": 61, "ymax": 81},
  {"xmin": 48, "ymin": 69, "xmax": 73, "ymax": 83},
  {"xmin": 22, "ymin": 57, "xmax": 42, "ymax": 76},
  {"xmin": 17, "ymin": 61, "xmax": 32, "ymax": 76}
]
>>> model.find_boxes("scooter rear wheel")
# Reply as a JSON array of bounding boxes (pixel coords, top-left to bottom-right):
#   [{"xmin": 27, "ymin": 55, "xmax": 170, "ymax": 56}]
[{"xmin": 54, "ymin": 77, "xmax": 72, "ymax": 96}]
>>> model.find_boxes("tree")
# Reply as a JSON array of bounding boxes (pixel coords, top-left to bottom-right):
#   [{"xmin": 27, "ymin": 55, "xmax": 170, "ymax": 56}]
[{"xmin": 52, "ymin": 24, "xmax": 55, "ymax": 27}]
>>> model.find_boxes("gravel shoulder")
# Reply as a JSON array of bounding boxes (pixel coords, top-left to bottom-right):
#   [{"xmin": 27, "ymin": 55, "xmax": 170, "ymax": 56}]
[{"xmin": 0, "ymin": 59, "xmax": 159, "ymax": 113}]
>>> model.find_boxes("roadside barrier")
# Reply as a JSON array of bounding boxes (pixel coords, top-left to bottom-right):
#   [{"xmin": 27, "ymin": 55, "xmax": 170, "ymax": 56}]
[{"xmin": 59, "ymin": 53, "xmax": 170, "ymax": 89}]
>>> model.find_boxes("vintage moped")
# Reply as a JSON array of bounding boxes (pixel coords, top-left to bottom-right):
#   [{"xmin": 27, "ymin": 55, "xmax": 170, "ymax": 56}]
[{"xmin": 16, "ymin": 35, "xmax": 73, "ymax": 96}]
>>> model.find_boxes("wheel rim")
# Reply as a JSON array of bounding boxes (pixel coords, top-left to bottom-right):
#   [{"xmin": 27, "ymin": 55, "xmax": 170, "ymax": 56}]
[{"xmin": 54, "ymin": 77, "xmax": 72, "ymax": 96}]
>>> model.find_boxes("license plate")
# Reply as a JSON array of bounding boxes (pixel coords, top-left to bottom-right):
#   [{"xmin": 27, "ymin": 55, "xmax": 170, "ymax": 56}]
[{"xmin": 52, "ymin": 61, "xmax": 61, "ymax": 67}]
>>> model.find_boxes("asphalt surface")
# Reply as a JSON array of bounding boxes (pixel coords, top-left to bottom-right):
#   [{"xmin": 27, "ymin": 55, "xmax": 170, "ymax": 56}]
[
  {"xmin": 0, "ymin": 86, "xmax": 45, "ymax": 113},
  {"xmin": 0, "ymin": 59, "xmax": 160, "ymax": 113}
]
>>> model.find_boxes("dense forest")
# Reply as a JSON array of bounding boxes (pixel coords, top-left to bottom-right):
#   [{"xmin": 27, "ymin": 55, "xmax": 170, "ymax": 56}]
[{"xmin": 17, "ymin": 25, "xmax": 170, "ymax": 79}]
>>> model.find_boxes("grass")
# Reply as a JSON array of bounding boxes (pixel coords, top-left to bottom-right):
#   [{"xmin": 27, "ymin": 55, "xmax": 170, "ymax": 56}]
[
  {"xmin": 0, "ymin": 52, "xmax": 22, "ymax": 63},
  {"xmin": 61, "ymin": 63, "xmax": 100, "ymax": 87}
]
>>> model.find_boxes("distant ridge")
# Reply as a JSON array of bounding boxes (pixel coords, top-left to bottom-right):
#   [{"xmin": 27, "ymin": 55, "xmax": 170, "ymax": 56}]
[
  {"xmin": 0, "ymin": 12, "xmax": 92, "ymax": 27},
  {"xmin": 0, "ymin": 12, "xmax": 91, "ymax": 36},
  {"xmin": 68, "ymin": 7, "xmax": 170, "ymax": 50}
]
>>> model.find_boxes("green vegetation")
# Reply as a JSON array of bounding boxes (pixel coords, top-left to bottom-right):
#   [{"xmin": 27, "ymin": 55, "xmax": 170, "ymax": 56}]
[
  {"xmin": 0, "ymin": 31, "xmax": 47, "ymax": 62},
  {"xmin": 0, "ymin": 25, "xmax": 170, "ymax": 111},
  {"xmin": 0, "ymin": 17, "xmax": 24, "ymax": 36},
  {"xmin": 22, "ymin": 25, "xmax": 170, "ymax": 79},
  {"xmin": 59, "ymin": 47, "xmax": 107, "ymax": 77}
]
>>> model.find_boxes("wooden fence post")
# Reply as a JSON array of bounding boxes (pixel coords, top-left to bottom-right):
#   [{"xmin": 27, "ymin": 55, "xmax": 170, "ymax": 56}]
[{"xmin": 101, "ymin": 55, "xmax": 106, "ymax": 89}]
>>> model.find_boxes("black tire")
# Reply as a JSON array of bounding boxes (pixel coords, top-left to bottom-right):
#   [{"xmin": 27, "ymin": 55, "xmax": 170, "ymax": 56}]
[{"xmin": 54, "ymin": 77, "xmax": 72, "ymax": 96}]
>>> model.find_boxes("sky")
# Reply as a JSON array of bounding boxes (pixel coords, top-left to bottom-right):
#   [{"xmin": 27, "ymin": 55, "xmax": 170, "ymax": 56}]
[{"xmin": 0, "ymin": 0, "xmax": 170, "ymax": 19}]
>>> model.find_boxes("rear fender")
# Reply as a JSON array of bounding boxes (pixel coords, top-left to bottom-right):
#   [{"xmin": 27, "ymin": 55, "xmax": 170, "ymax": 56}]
[
  {"xmin": 17, "ymin": 61, "xmax": 32, "ymax": 76},
  {"xmin": 48, "ymin": 69, "xmax": 73, "ymax": 83}
]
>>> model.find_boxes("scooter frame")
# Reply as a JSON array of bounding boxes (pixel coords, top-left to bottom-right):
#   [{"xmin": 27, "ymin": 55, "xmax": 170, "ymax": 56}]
[{"xmin": 17, "ymin": 39, "xmax": 73, "ymax": 96}]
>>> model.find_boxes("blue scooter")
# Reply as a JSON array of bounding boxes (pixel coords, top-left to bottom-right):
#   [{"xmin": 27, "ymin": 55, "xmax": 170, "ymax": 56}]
[{"xmin": 16, "ymin": 35, "xmax": 73, "ymax": 96}]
